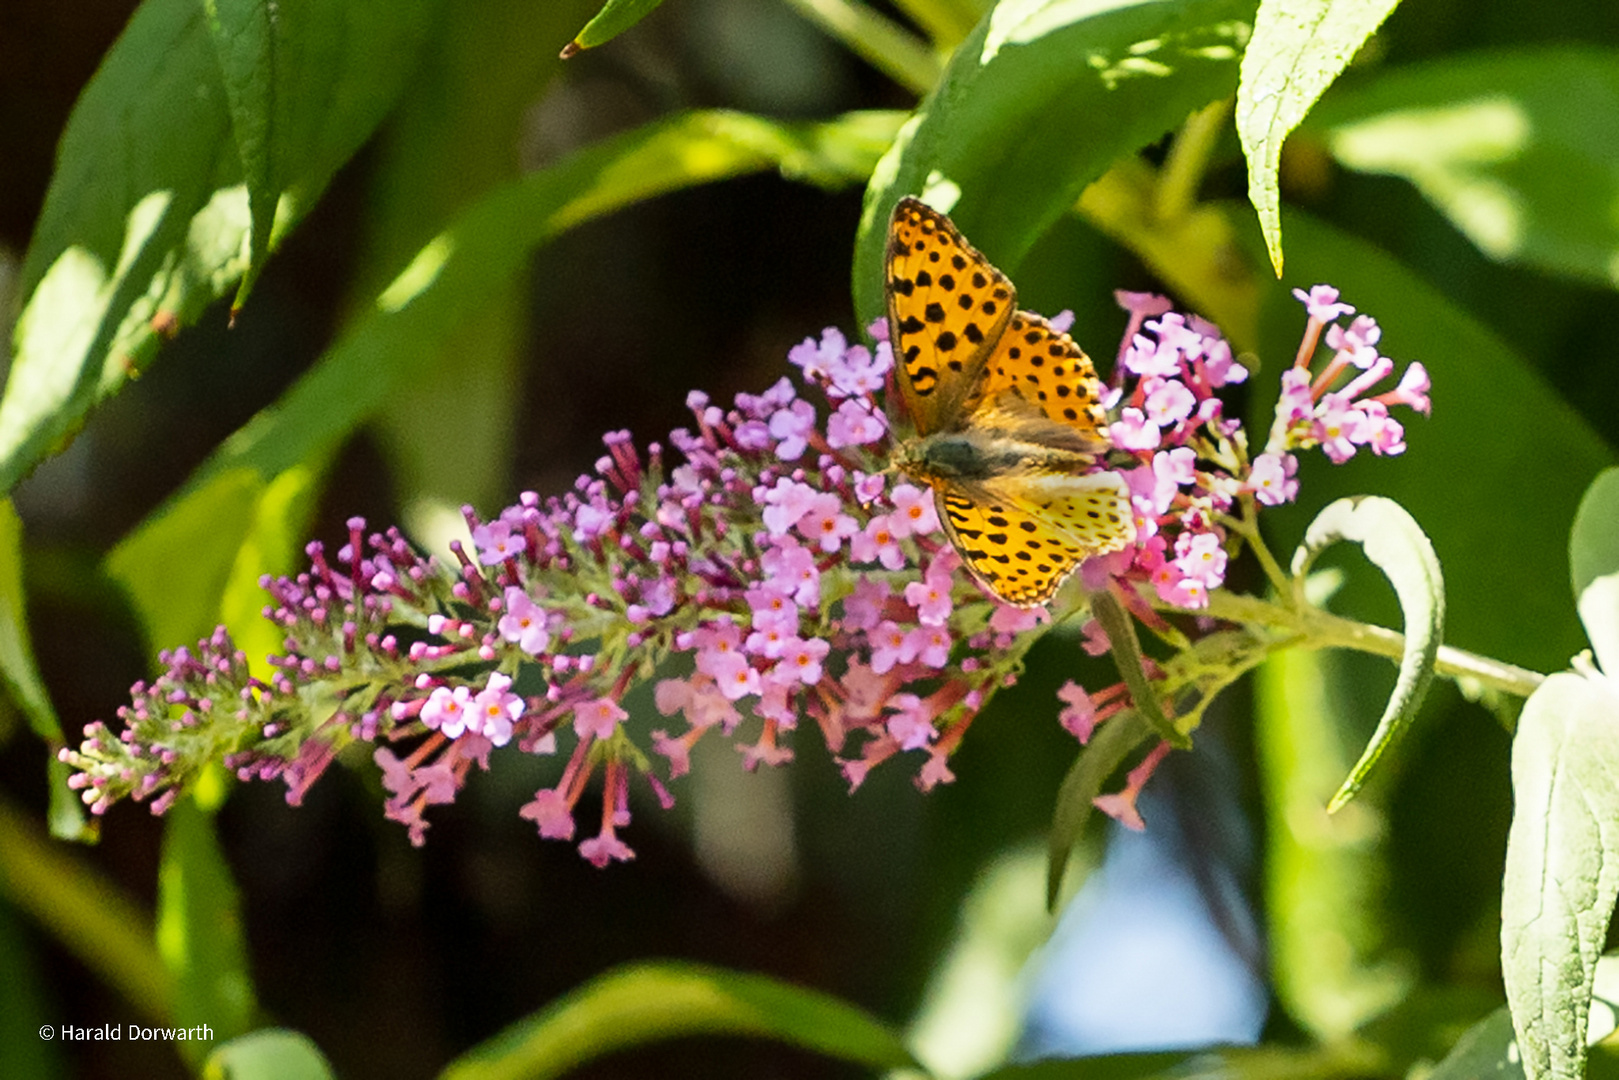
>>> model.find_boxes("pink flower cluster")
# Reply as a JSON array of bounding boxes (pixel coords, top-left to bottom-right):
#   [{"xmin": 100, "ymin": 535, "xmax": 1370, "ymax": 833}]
[{"xmin": 62, "ymin": 285, "xmax": 1431, "ymax": 856}]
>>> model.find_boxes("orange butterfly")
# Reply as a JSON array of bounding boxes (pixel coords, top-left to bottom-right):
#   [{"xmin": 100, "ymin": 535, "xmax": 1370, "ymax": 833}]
[{"xmin": 885, "ymin": 197, "xmax": 1135, "ymax": 607}]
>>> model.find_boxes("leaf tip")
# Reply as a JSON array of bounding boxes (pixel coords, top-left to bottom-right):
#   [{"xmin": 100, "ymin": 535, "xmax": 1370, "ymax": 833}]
[{"xmin": 560, "ymin": 40, "xmax": 583, "ymax": 59}]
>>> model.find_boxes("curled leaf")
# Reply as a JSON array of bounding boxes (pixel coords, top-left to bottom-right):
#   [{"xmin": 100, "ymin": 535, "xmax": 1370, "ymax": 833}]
[{"xmin": 1291, "ymin": 495, "xmax": 1444, "ymax": 810}]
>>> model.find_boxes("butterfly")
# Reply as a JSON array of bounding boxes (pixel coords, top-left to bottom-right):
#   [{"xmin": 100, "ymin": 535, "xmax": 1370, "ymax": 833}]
[{"xmin": 884, "ymin": 196, "xmax": 1136, "ymax": 607}]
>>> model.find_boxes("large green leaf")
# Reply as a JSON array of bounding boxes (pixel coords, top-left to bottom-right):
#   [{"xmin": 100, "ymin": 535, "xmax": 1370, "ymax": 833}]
[
  {"xmin": 1045, "ymin": 711, "xmax": 1151, "ymax": 910},
  {"xmin": 1255, "ymin": 646, "xmax": 1413, "ymax": 1040},
  {"xmin": 1290, "ymin": 496, "xmax": 1444, "ymax": 810},
  {"xmin": 1571, "ymin": 467, "xmax": 1619, "ymax": 676},
  {"xmin": 1249, "ymin": 207, "xmax": 1611, "ymax": 677},
  {"xmin": 853, "ymin": 0, "xmax": 1257, "ymax": 328},
  {"xmin": 1234, "ymin": 0, "xmax": 1402, "ymax": 275},
  {"xmin": 438, "ymin": 962, "xmax": 915, "ymax": 1080},
  {"xmin": 158, "ymin": 800, "xmax": 257, "ymax": 1066},
  {"xmin": 1309, "ymin": 47, "xmax": 1619, "ymax": 289},
  {"xmin": 1502, "ymin": 670, "xmax": 1619, "ymax": 1080},
  {"xmin": 0, "ymin": 797, "xmax": 172, "ymax": 1024},
  {"xmin": 3, "ymin": 0, "xmax": 436, "ymax": 493},
  {"xmin": 106, "ymin": 109, "xmax": 900, "ymax": 657}
]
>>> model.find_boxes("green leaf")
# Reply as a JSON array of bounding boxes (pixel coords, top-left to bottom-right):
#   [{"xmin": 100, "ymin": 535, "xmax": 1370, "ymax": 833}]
[
  {"xmin": 1571, "ymin": 468, "xmax": 1619, "ymax": 676},
  {"xmin": 438, "ymin": 962, "xmax": 915, "ymax": 1080},
  {"xmin": 1234, "ymin": 0, "xmax": 1401, "ymax": 276},
  {"xmin": 106, "ymin": 468, "xmax": 262, "ymax": 658},
  {"xmin": 1045, "ymin": 711, "xmax": 1150, "ymax": 911},
  {"xmin": 1247, "ymin": 206, "xmax": 1611, "ymax": 678},
  {"xmin": 111, "ymin": 110, "xmax": 898, "ymax": 658},
  {"xmin": 0, "ymin": 797, "xmax": 173, "ymax": 1025},
  {"xmin": 204, "ymin": 1030, "xmax": 334, "ymax": 1080},
  {"xmin": 1501, "ymin": 670, "xmax": 1619, "ymax": 1080},
  {"xmin": 1290, "ymin": 496, "xmax": 1445, "ymax": 810},
  {"xmin": 1309, "ymin": 47, "xmax": 1619, "ymax": 289},
  {"xmin": 202, "ymin": 0, "xmax": 279, "ymax": 311},
  {"xmin": 564, "ymin": 0, "xmax": 666, "ymax": 56},
  {"xmin": 0, "ymin": 500, "xmax": 82, "ymax": 838},
  {"xmin": 1426, "ymin": 1007, "xmax": 1524, "ymax": 1080},
  {"xmin": 158, "ymin": 800, "xmax": 257, "ymax": 1065},
  {"xmin": 3, "ymin": 0, "xmax": 435, "ymax": 493},
  {"xmin": 853, "ymin": 0, "xmax": 1256, "ymax": 328},
  {"xmin": 1255, "ymin": 646, "xmax": 1413, "ymax": 1040},
  {"xmin": 1091, "ymin": 589, "xmax": 1191, "ymax": 749}
]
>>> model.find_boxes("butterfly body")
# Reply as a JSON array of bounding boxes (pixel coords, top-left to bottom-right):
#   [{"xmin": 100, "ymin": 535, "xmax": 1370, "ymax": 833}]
[{"xmin": 884, "ymin": 197, "xmax": 1135, "ymax": 607}]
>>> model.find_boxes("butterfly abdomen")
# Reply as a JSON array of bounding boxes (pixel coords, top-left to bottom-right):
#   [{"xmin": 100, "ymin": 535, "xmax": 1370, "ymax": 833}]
[{"xmin": 895, "ymin": 431, "xmax": 1096, "ymax": 485}]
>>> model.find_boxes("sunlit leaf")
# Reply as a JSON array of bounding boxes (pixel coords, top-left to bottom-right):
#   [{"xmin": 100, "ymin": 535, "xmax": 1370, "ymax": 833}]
[
  {"xmin": 1501, "ymin": 670, "xmax": 1619, "ymax": 1080},
  {"xmin": 3, "ymin": 0, "xmax": 435, "ymax": 493},
  {"xmin": 1234, "ymin": 0, "xmax": 1401, "ymax": 275},
  {"xmin": 854, "ymin": 0, "xmax": 1256, "ymax": 328}
]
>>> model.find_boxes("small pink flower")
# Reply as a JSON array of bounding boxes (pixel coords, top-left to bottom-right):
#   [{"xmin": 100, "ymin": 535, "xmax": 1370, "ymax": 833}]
[
  {"xmin": 1315, "ymin": 393, "xmax": 1368, "ymax": 463},
  {"xmin": 709, "ymin": 651, "xmax": 762, "ymax": 701},
  {"xmin": 1145, "ymin": 379, "xmax": 1196, "ymax": 425},
  {"xmin": 768, "ymin": 400, "xmax": 817, "ymax": 460},
  {"xmin": 827, "ymin": 398, "xmax": 887, "ymax": 447},
  {"xmin": 907, "ymin": 625, "xmax": 952, "ymax": 668},
  {"xmin": 471, "ymin": 673, "xmax": 524, "ymax": 747},
  {"xmin": 762, "ymin": 478, "xmax": 820, "ymax": 534},
  {"xmin": 885, "ymin": 694, "xmax": 935, "ymax": 750},
  {"xmin": 988, "ymin": 605, "xmax": 1046, "ymax": 634},
  {"xmin": 1326, "ymin": 314, "xmax": 1382, "ymax": 369},
  {"xmin": 1174, "ymin": 531, "xmax": 1227, "ymax": 588},
  {"xmin": 1248, "ymin": 452, "xmax": 1299, "ymax": 506},
  {"xmin": 421, "ymin": 685, "xmax": 473, "ymax": 738},
  {"xmin": 850, "ymin": 515, "xmax": 907, "ymax": 570},
  {"xmin": 520, "ymin": 788, "xmax": 576, "ymax": 840},
  {"xmin": 841, "ymin": 577, "xmax": 892, "ymax": 631},
  {"xmin": 579, "ymin": 831, "xmax": 636, "ymax": 867},
  {"xmin": 781, "ymin": 636, "xmax": 831, "ymax": 685},
  {"xmin": 1381, "ymin": 361, "xmax": 1431, "ymax": 415},
  {"xmin": 473, "ymin": 519, "xmax": 523, "ymax": 565},
  {"xmin": 1057, "ymin": 681, "xmax": 1097, "ymax": 742},
  {"xmin": 888, "ymin": 484, "xmax": 939, "ymax": 537},
  {"xmin": 1293, "ymin": 284, "xmax": 1354, "ymax": 324},
  {"xmin": 761, "ymin": 540, "xmax": 820, "ymax": 608},
  {"xmin": 797, "ymin": 493, "xmax": 859, "ymax": 552},
  {"xmin": 905, "ymin": 574, "xmax": 954, "ymax": 626},
  {"xmin": 1109, "ymin": 408, "xmax": 1162, "ymax": 451},
  {"xmin": 869, "ymin": 620, "xmax": 917, "ymax": 674},
  {"xmin": 498, "ymin": 587, "xmax": 551, "ymax": 655},
  {"xmin": 745, "ymin": 585, "xmax": 799, "ymax": 635},
  {"xmin": 574, "ymin": 697, "xmax": 628, "ymax": 740}
]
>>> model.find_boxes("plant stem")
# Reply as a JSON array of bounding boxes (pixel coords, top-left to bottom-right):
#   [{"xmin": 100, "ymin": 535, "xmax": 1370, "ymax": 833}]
[
  {"xmin": 1201, "ymin": 591, "xmax": 1546, "ymax": 698},
  {"xmin": 1157, "ymin": 97, "xmax": 1231, "ymax": 222}
]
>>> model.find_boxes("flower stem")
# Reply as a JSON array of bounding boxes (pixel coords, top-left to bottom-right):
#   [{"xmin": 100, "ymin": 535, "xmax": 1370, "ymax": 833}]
[{"xmin": 1201, "ymin": 591, "xmax": 1545, "ymax": 698}]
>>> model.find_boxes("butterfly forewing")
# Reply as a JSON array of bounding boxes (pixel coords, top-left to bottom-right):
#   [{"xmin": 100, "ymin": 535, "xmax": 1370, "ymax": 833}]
[
  {"xmin": 886, "ymin": 198, "xmax": 1016, "ymax": 435},
  {"xmin": 976, "ymin": 311, "xmax": 1111, "ymax": 450}
]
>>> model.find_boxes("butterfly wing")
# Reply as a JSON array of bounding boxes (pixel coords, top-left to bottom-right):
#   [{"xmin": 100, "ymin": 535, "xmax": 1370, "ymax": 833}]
[
  {"xmin": 886, "ymin": 198, "xmax": 1017, "ymax": 436},
  {"xmin": 972, "ymin": 310, "xmax": 1111, "ymax": 453},
  {"xmin": 934, "ymin": 471, "xmax": 1135, "ymax": 607}
]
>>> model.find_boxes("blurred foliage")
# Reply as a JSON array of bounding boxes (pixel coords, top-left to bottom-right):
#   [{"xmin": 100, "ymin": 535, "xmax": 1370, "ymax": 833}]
[{"xmin": 2, "ymin": 0, "xmax": 1619, "ymax": 1078}]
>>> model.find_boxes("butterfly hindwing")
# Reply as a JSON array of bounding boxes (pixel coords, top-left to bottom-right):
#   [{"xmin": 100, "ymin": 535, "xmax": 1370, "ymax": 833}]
[
  {"xmin": 934, "ymin": 472, "xmax": 1135, "ymax": 608},
  {"xmin": 886, "ymin": 198, "xmax": 1016, "ymax": 435}
]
